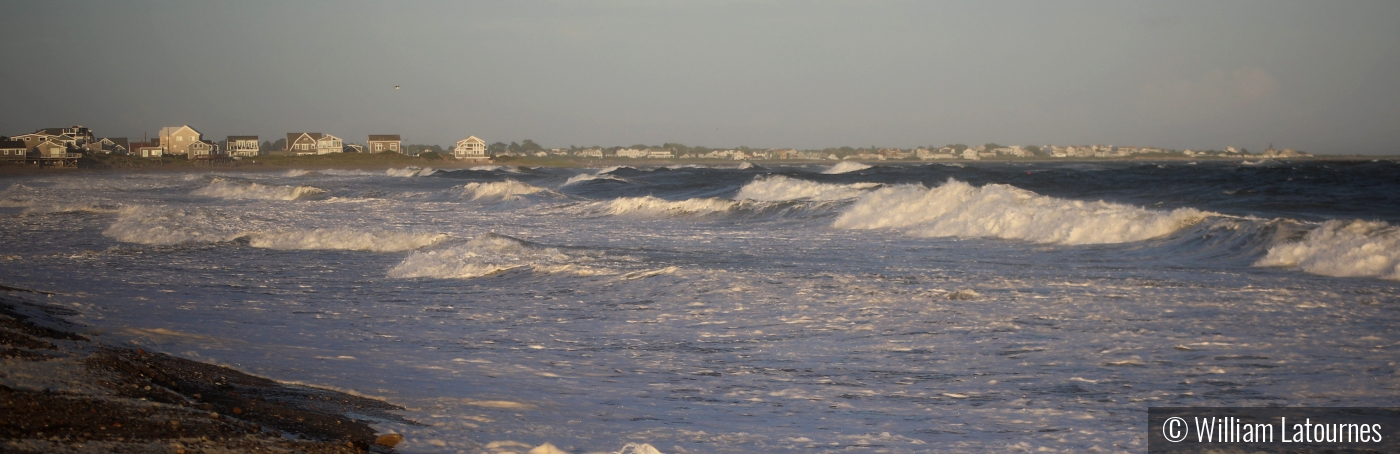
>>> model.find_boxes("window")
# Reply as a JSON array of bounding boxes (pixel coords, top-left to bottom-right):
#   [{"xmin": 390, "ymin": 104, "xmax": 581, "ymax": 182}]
[
  {"xmin": 374, "ymin": 143, "xmax": 383, "ymax": 151},
  {"xmin": 390, "ymin": 143, "xmax": 398, "ymax": 151}
]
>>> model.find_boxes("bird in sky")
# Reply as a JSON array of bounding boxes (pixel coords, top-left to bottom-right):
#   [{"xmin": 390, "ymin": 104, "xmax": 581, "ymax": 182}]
[{"xmin": 394, "ymin": 85, "xmax": 400, "ymax": 90}]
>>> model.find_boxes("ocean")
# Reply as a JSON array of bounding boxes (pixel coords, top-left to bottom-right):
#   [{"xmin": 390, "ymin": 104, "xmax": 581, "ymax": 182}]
[{"xmin": 2, "ymin": 160, "xmax": 1398, "ymax": 453}]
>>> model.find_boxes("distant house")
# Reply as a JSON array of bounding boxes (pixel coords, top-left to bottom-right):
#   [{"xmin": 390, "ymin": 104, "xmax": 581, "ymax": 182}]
[
  {"xmin": 316, "ymin": 134, "xmax": 342, "ymax": 154},
  {"xmin": 138, "ymin": 144, "xmax": 163, "ymax": 158},
  {"xmin": 36, "ymin": 139, "xmax": 72, "ymax": 158},
  {"xmin": 87, "ymin": 137, "xmax": 128, "ymax": 154},
  {"xmin": 227, "ymin": 135, "xmax": 259, "ymax": 157},
  {"xmin": 343, "ymin": 144, "xmax": 364, "ymax": 153},
  {"xmin": 575, "ymin": 148, "xmax": 603, "ymax": 158},
  {"xmin": 646, "ymin": 149, "xmax": 674, "ymax": 159},
  {"xmin": 187, "ymin": 139, "xmax": 218, "ymax": 159},
  {"xmin": 36, "ymin": 126, "xmax": 93, "ymax": 145},
  {"xmin": 616, "ymin": 148, "xmax": 646, "ymax": 158},
  {"xmin": 286, "ymin": 133, "xmax": 322, "ymax": 154},
  {"xmin": 0, "ymin": 140, "xmax": 26, "ymax": 161},
  {"xmin": 367, "ymin": 135, "xmax": 401, "ymax": 153},
  {"xmin": 453, "ymin": 136, "xmax": 487, "ymax": 159},
  {"xmin": 158, "ymin": 125, "xmax": 203, "ymax": 156}
]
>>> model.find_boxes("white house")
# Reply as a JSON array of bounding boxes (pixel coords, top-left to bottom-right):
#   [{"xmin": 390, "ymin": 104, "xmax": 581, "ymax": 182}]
[
  {"xmin": 616, "ymin": 148, "xmax": 646, "ymax": 158},
  {"xmin": 647, "ymin": 149, "xmax": 674, "ymax": 159},
  {"xmin": 316, "ymin": 134, "xmax": 343, "ymax": 155},
  {"xmin": 453, "ymin": 136, "xmax": 487, "ymax": 159}
]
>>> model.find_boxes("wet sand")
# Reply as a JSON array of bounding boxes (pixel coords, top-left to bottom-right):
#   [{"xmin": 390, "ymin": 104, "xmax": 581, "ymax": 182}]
[{"xmin": 0, "ymin": 288, "xmax": 414, "ymax": 453}]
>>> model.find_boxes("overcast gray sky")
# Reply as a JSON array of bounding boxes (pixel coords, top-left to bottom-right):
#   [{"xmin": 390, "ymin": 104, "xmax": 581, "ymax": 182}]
[{"xmin": 2, "ymin": 1, "xmax": 1397, "ymax": 154}]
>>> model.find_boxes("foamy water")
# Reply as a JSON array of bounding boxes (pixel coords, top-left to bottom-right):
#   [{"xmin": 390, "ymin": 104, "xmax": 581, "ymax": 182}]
[{"xmin": 2, "ymin": 161, "xmax": 1398, "ymax": 453}]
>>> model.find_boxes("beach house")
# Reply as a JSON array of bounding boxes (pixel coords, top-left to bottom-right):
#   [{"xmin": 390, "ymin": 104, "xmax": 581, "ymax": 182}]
[
  {"xmin": 368, "ymin": 135, "xmax": 401, "ymax": 153},
  {"xmin": 316, "ymin": 134, "xmax": 343, "ymax": 154},
  {"xmin": 0, "ymin": 140, "xmax": 26, "ymax": 161},
  {"xmin": 226, "ymin": 136, "xmax": 259, "ymax": 157},
  {"xmin": 158, "ymin": 125, "xmax": 202, "ymax": 156},
  {"xmin": 453, "ymin": 136, "xmax": 487, "ymax": 159}
]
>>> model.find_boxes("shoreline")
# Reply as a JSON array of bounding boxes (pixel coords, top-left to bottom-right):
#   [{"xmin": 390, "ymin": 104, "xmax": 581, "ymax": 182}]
[
  {"xmin": 0, "ymin": 154, "xmax": 1394, "ymax": 176},
  {"xmin": 0, "ymin": 288, "xmax": 413, "ymax": 453}
]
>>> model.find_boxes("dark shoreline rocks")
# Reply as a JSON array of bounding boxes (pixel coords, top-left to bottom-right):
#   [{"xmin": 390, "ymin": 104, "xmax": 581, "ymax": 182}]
[{"xmin": 0, "ymin": 289, "xmax": 415, "ymax": 453}]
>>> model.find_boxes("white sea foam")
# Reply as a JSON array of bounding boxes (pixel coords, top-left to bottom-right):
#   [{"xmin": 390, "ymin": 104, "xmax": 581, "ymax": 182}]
[
  {"xmin": 735, "ymin": 175, "xmax": 879, "ymax": 202},
  {"xmin": 0, "ymin": 199, "xmax": 119, "ymax": 215},
  {"xmin": 833, "ymin": 179, "xmax": 1210, "ymax": 245},
  {"xmin": 103, "ymin": 206, "xmax": 253, "ymax": 245},
  {"xmin": 386, "ymin": 167, "xmax": 436, "ymax": 177},
  {"xmin": 457, "ymin": 180, "xmax": 550, "ymax": 202},
  {"xmin": 191, "ymin": 179, "xmax": 326, "ymax": 201},
  {"xmin": 1255, "ymin": 220, "xmax": 1400, "ymax": 280},
  {"xmin": 388, "ymin": 234, "xmax": 606, "ymax": 279},
  {"xmin": 468, "ymin": 165, "xmax": 519, "ymax": 173},
  {"xmin": 737, "ymin": 161, "xmax": 756, "ymax": 170},
  {"xmin": 249, "ymin": 228, "xmax": 448, "ymax": 253},
  {"xmin": 562, "ymin": 172, "xmax": 626, "ymax": 186},
  {"xmin": 821, "ymin": 161, "xmax": 872, "ymax": 174},
  {"xmin": 284, "ymin": 169, "xmax": 313, "ymax": 177},
  {"xmin": 594, "ymin": 196, "xmax": 738, "ymax": 216}
]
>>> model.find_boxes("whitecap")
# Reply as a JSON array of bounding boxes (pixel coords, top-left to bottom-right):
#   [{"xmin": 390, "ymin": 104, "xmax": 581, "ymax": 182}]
[
  {"xmin": 833, "ymin": 179, "xmax": 1210, "ymax": 245},
  {"xmin": 191, "ymin": 178, "xmax": 326, "ymax": 201},
  {"xmin": 388, "ymin": 234, "xmax": 607, "ymax": 279},
  {"xmin": 1255, "ymin": 220, "xmax": 1400, "ymax": 280},
  {"xmin": 735, "ymin": 175, "xmax": 879, "ymax": 202},
  {"xmin": 821, "ymin": 161, "xmax": 872, "ymax": 174},
  {"xmin": 249, "ymin": 228, "xmax": 449, "ymax": 253}
]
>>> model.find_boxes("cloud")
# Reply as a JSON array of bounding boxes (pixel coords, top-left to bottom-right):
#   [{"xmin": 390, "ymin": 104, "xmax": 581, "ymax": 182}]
[{"xmin": 1138, "ymin": 67, "xmax": 1279, "ymax": 112}]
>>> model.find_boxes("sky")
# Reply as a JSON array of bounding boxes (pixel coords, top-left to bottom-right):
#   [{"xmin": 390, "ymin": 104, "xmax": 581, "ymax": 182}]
[{"xmin": 2, "ymin": 1, "xmax": 1398, "ymax": 154}]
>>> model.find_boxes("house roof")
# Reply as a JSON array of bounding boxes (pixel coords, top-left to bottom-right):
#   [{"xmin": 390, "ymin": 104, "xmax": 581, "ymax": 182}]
[
  {"xmin": 0, "ymin": 140, "xmax": 26, "ymax": 149},
  {"xmin": 287, "ymin": 132, "xmax": 323, "ymax": 142},
  {"xmin": 227, "ymin": 135, "xmax": 258, "ymax": 141},
  {"xmin": 457, "ymin": 136, "xmax": 484, "ymax": 144},
  {"xmin": 159, "ymin": 125, "xmax": 201, "ymax": 137},
  {"xmin": 368, "ymin": 135, "xmax": 401, "ymax": 142}
]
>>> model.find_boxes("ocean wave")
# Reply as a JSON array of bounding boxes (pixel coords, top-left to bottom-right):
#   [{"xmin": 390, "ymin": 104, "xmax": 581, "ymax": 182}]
[
  {"xmin": 597, "ymin": 166, "xmax": 634, "ymax": 175},
  {"xmin": 1255, "ymin": 220, "xmax": 1400, "ymax": 280},
  {"xmin": 191, "ymin": 178, "xmax": 326, "ymax": 201},
  {"xmin": 0, "ymin": 199, "xmax": 121, "ymax": 215},
  {"xmin": 249, "ymin": 228, "xmax": 449, "ymax": 253},
  {"xmin": 822, "ymin": 161, "xmax": 872, "ymax": 174},
  {"xmin": 562, "ymin": 172, "xmax": 627, "ymax": 187},
  {"xmin": 386, "ymin": 167, "xmax": 436, "ymax": 177},
  {"xmin": 833, "ymin": 179, "xmax": 1211, "ymax": 245},
  {"xmin": 283, "ymin": 169, "xmax": 314, "ymax": 177},
  {"xmin": 104, "ymin": 206, "xmax": 254, "ymax": 245},
  {"xmin": 591, "ymin": 196, "xmax": 739, "ymax": 217},
  {"xmin": 468, "ymin": 165, "xmax": 520, "ymax": 173},
  {"xmin": 456, "ymin": 180, "xmax": 553, "ymax": 202},
  {"xmin": 388, "ymin": 234, "xmax": 607, "ymax": 279},
  {"xmin": 735, "ymin": 175, "xmax": 879, "ymax": 202}
]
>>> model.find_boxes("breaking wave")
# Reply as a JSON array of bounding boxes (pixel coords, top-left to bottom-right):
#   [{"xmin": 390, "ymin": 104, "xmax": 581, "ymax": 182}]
[
  {"xmin": 833, "ymin": 179, "xmax": 1211, "ymax": 245},
  {"xmin": 191, "ymin": 179, "xmax": 326, "ymax": 201},
  {"xmin": 104, "ymin": 206, "xmax": 255, "ymax": 245},
  {"xmin": 388, "ymin": 234, "xmax": 608, "ymax": 279},
  {"xmin": 249, "ymin": 228, "xmax": 449, "ymax": 253},
  {"xmin": 386, "ymin": 167, "xmax": 436, "ymax": 177},
  {"xmin": 822, "ymin": 161, "xmax": 872, "ymax": 174},
  {"xmin": 456, "ymin": 180, "xmax": 553, "ymax": 202},
  {"xmin": 1255, "ymin": 220, "xmax": 1400, "ymax": 280},
  {"xmin": 736, "ymin": 175, "xmax": 880, "ymax": 202},
  {"xmin": 562, "ymin": 172, "xmax": 627, "ymax": 186},
  {"xmin": 591, "ymin": 196, "xmax": 739, "ymax": 217}
]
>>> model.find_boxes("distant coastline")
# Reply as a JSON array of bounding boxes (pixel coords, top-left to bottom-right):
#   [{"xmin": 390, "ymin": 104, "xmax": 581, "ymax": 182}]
[{"xmin": 0, "ymin": 152, "xmax": 1392, "ymax": 176}]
